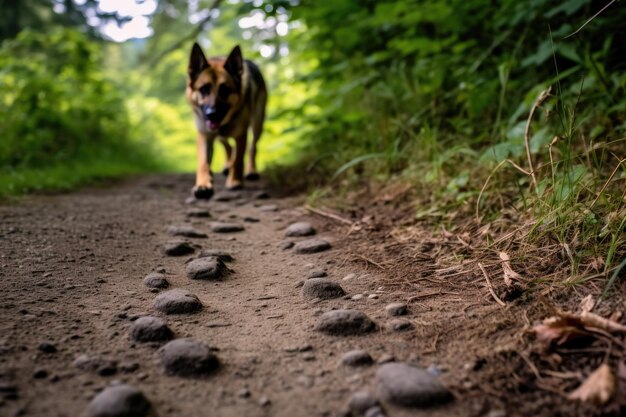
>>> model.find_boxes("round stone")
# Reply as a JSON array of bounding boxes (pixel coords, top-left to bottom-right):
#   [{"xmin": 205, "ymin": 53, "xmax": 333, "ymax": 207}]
[
  {"xmin": 198, "ymin": 249, "xmax": 233, "ymax": 262},
  {"xmin": 186, "ymin": 257, "xmax": 228, "ymax": 280},
  {"xmin": 162, "ymin": 240, "xmax": 194, "ymax": 256},
  {"xmin": 376, "ymin": 363, "xmax": 453, "ymax": 407},
  {"xmin": 87, "ymin": 384, "xmax": 151, "ymax": 417},
  {"xmin": 74, "ymin": 355, "xmax": 117, "ymax": 376},
  {"xmin": 157, "ymin": 338, "xmax": 219, "ymax": 377},
  {"xmin": 385, "ymin": 303, "xmax": 408, "ymax": 316},
  {"xmin": 286, "ymin": 222, "xmax": 316, "ymax": 237},
  {"xmin": 315, "ymin": 309, "xmax": 376, "ymax": 336},
  {"xmin": 186, "ymin": 208, "xmax": 210, "ymax": 218},
  {"xmin": 166, "ymin": 225, "xmax": 207, "ymax": 238},
  {"xmin": 341, "ymin": 350, "xmax": 374, "ymax": 367},
  {"xmin": 37, "ymin": 342, "xmax": 57, "ymax": 353},
  {"xmin": 302, "ymin": 279, "xmax": 345, "ymax": 300},
  {"xmin": 388, "ymin": 319, "xmax": 414, "ymax": 332},
  {"xmin": 130, "ymin": 316, "xmax": 173, "ymax": 343},
  {"xmin": 143, "ymin": 272, "xmax": 169, "ymax": 289},
  {"xmin": 278, "ymin": 241, "xmax": 294, "ymax": 250},
  {"xmin": 153, "ymin": 289, "xmax": 202, "ymax": 314},
  {"xmin": 210, "ymin": 222, "xmax": 244, "ymax": 233},
  {"xmin": 348, "ymin": 391, "xmax": 379, "ymax": 416},
  {"xmin": 307, "ymin": 270, "xmax": 327, "ymax": 279},
  {"xmin": 294, "ymin": 238, "xmax": 331, "ymax": 254}
]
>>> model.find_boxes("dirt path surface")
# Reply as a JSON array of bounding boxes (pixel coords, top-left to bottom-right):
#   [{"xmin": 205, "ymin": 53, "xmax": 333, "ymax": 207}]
[{"xmin": 0, "ymin": 174, "xmax": 607, "ymax": 417}]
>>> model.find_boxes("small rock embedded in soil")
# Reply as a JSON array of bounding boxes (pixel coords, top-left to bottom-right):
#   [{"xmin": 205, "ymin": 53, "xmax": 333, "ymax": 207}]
[
  {"xmin": 243, "ymin": 216, "xmax": 260, "ymax": 223},
  {"xmin": 143, "ymin": 272, "xmax": 169, "ymax": 289},
  {"xmin": 198, "ymin": 249, "xmax": 234, "ymax": 262},
  {"xmin": 33, "ymin": 368, "xmax": 48, "ymax": 379},
  {"xmin": 157, "ymin": 338, "xmax": 219, "ymax": 377},
  {"xmin": 213, "ymin": 190, "xmax": 242, "ymax": 202},
  {"xmin": 385, "ymin": 303, "xmax": 408, "ymax": 317},
  {"xmin": 87, "ymin": 384, "xmax": 151, "ymax": 417},
  {"xmin": 302, "ymin": 279, "xmax": 345, "ymax": 300},
  {"xmin": 315, "ymin": 309, "xmax": 376, "ymax": 336},
  {"xmin": 364, "ymin": 406, "xmax": 387, "ymax": 417},
  {"xmin": 293, "ymin": 238, "xmax": 331, "ymax": 254},
  {"xmin": 348, "ymin": 391, "xmax": 379, "ymax": 416},
  {"xmin": 278, "ymin": 241, "xmax": 294, "ymax": 250},
  {"xmin": 259, "ymin": 204, "xmax": 278, "ymax": 212},
  {"xmin": 351, "ymin": 294, "xmax": 364, "ymax": 301},
  {"xmin": 376, "ymin": 362, "xmax": 453, "ymax": 407},
  {"xmin": 388, "ymin": 319, "xmax": 414, "ymax": 332},
  {"xmin": 186, "ymin": 208, "xmax": 210, "ymax": 218},
  {"xmin": 166, "ymin": 225, "xmax": 207, "ymax": 238},
  {"xmin": 153, "ymin": 289, "xmax": 202, "ymax": 314},
  {"xmin": 186, "ymin": 257, "xmax": 228, "ymax": 280},
  {"xmin": 37, "ymin": 342, "xmax": 57, "ymax": 354},
  {"xmin": 161, "ymin": 240, "xmax": 194, "ymax": 256},
  {"xmin": 341, "ymin": 350, "xmax": 374, "ymax": 367},
  {"xmin": 307, "ymin": 270, "xmax": 327, "ymax": 279},
  {"xmin": 285, "ymin": 222, "xmax": 316, "ymax": 237},
  {"xmin": 130, "ymin": 316, "xmax": 173, "ymax": 343},
  {"xmin": 73, "ymin": 355, "xmax": 118, "ymax": 376},
  {"xmin": 253, "ymin": 190, "xmax": 270, "ymax": 200},
  {"xmin": 210, "ymin": 222, "xmax": 244, "ymax": 233}
]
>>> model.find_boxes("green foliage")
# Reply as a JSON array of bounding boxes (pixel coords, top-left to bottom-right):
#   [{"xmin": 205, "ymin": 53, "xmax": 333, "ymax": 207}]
[{"xmin": 0, "ymin": 28, "xmax": 163, "ymax": 196}]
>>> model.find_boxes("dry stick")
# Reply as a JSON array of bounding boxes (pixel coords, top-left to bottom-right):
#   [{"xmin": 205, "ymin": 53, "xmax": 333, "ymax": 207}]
[
  {"xmin": 589, "ymin": 157, "xmax": 626, "ymax": 209},
  {"xmin": 524, "ymin": 87, "xmax": 552, "ymax": 189},
  {"xmin": 305, "ymin": 205, "xmax": 353, "ymax": 225},
  {"xmin": 478, "ymin": 262, "xmax": 506, "ymax": 307}
]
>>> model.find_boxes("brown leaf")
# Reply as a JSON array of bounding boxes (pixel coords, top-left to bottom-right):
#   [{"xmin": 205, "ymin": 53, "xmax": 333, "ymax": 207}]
[
  {"xmin": 533, "ymin": 316, "xmax": 592, "ymax": 349},
  {"xmin": 499, "ymin": 252, "xmax": 523, "ymax": 287},
  {"xmin": 579, "ymin": 294, "xmax": 595, "ymax": 313},
  {"xmin": 567, "ymin": 363, "xmax": 615, "ymax": 405}
]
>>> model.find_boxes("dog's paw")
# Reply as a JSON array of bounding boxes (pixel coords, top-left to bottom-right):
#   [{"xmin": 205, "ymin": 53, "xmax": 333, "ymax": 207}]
[
  {"xmin": 221, "ymin": 167, "xmax": 229, "ymax": 176},
  {"xmin": 245, "ymin": 172, "xmax": 261, "ymax": 181},
  {"xmin": 192, "ymin": 185, "xmax": 214, "ymax": 200}
]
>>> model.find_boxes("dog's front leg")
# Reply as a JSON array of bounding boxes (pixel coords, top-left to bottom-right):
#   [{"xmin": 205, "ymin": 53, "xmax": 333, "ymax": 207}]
[
  {"xmin": 226, "ymin": 132, "xmax": 247, "ymax": 190},
  {"xmin": 193, "ymin": 131, "xmax": 215, "ymax": 199}
]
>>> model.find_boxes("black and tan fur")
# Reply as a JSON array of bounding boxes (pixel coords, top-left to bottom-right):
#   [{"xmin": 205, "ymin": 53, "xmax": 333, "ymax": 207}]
[{"xmin": 186, "ymin": 43, "xmax": 267, "ymax": 199}]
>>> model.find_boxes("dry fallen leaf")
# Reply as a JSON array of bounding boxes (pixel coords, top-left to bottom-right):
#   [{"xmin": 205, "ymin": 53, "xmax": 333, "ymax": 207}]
[
  {"xmin": 533, "ymin": 316, "xmax": 592, "ymax": 349},
  {"xmin": 580, "ymin": 294, "xmax": 595, "ymax": 313},
  {"xmin": 499, "ymin": 252, "xmax": 523, "ymax": 287},
  {"xmin": 567, "ymin": 363, "xmax": 615, "ymax": 405}
]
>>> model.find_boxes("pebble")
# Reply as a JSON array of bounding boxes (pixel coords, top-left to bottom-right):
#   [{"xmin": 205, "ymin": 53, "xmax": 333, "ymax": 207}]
[
  {"xmin": 129, "ymin": 316, "xmax": 173, "ymax": 343},
  {"xmin": 315, "ymin": 309, "xmax": 376, "ymax": 336},
  {"xmin": 243, "ymin": 216, "xmax": 260, "ymax": 223},
  {"xmin": 153, "ymin": 289, "xmax": 203, "ymax": 314},
  {"xmin": 198, "ymin": 249, "xmax": 234, "ymax": 262},
  {"xmin": 161, "ymin": 240, "xmax": 194, "ymax": 256},
  {"xmin": 166, "ymin": 225, "xmax": 207, "ymax": 238},
  {"xmin": 210, "ymin": 222, "xmax": 244, "ymax": 233},
  {"xmin": 293, "ymin": 238, "xmax": 331, "ymax": 254},
  {"xmin": 237, "ymin": 388, "xmax": 251, "ymax": 398},
  {"xmin": 376, "ymin": 363, "xmax": 453, "ymax": 407},
  {"xmin": 341, "ymin": 350, "xmax": 374, "ymax": 367},
  {"xmin": 278, "ymin": 241, "xmax": 295, "ymax": 250},
  {"xmin": 33, "ymin": 368, "xmax": 48, "ymax": 379},
  {"xmin": 186, "ymin": 208, "xmax": 211, "ymax": 218},
  {"xmin": 377, "ymin": 354, "xmax": 396, "ymax": 364},
  {"xmin": 157, "ymin": 338, "xmax": 219, "ymax": 377},
  {"xmin": 186, "ymin": 257, "xmax": 228, "ymax": 280},
  {"xmin": 388, "ymin": 319, "xmax": 414, "ymax": 332},
  {"xmin": 348, "ymin": 391, "xmax": 379, "ymax": 416},
  {"xmin": 364, "ymin": 406, "xmax": 386, "ymax": 417},
  {"xmin": 351, "ymin": 294, "xmax": 364, "ymax": 301},
  {"xmin": 142, "ymin": 272, "xmax": 169, "ymax": 289},
  {"xmin": 385, "ymin": 303, "xmax": 408, "ymax": 317},
  {"xmin": 306, "ymin": 270, "xmax": 327, "ymax": 279},
  {"xmin": 37, "ymin": 342, "xmax": 57, "ymax": 353},
  {"xmin": 302, "ymin": 279, "xmax": 346, "ymax": 300},
  {"xmin": 368, "ymin": 294, "xmax": 379, "ymax": 300},
  {"xmin": 343, "ymin": 273, "xmax": 357, "ymax": 281},
  {"xmin": 285, "ymin": 222, "xmax": 316, "ymax": 237},
  {"xmin": 259, "ymin": 204, "xmax": 278, "ymax": 212},
  {"xmin": 259, "ymin": 396, "xmax": 271, "ymax": 406},
  {"xmin": 253, "ymin": 191, "xmax": 270, "ymax": 200},
  {"xmin": 73, "ymin": 355, "xmax": 118, "ymax": 376},
  {"xmin": 213, "ymin": 190, "xmax": 242, "ymax": 202},
  {"xmin": 87, "ymin": 384, "xmax": 151, "ymax": 417}
]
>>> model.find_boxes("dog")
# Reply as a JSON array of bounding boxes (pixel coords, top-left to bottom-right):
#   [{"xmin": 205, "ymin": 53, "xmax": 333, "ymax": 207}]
[{"xmin": 186, "ymin": 43, "xmax": 267, "ymax": 199}]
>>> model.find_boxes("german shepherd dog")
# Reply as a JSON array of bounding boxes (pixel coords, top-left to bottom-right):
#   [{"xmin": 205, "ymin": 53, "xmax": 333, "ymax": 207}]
[{"xmin": 186, "ymin": 43, "xmax": 267, "ymax": 199}]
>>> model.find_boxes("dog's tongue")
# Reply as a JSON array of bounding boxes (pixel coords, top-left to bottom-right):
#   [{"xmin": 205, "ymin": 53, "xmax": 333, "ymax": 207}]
[{"xmin": 206, "ymin": 120, "xmax": 220, "ymax": 130}]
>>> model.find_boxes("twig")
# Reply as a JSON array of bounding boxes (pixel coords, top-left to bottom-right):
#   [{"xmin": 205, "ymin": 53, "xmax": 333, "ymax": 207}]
[
  {"xmin": 305, "ymin": 205, "xmax": 353, "ymax": 225},
  {"xmin": 563, "ymin": 0, "xmax": 619, "ymax": 39},
  {"xmin": 406, "ymin": 290, "xmax": 461, "ymax": 303},
  {"xmin": 478, "ymin": 262, "xmax": 506, "ymax": 307},
  {"xmin": 590, "ymin": 157, "xmax": 626, "ymax": 208},
  {"xmin": 524, "ymin": 87, "xmax": 552, "ymax": 189},
  {"xmin": 353, "ymin": 254, "xmax": 386, "ymax": 270}
]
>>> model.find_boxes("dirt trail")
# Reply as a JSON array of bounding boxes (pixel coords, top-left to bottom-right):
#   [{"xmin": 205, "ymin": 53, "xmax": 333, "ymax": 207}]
[{"xmin": 0, "ymin": 174, "xmax": 593, "ymax": 417}]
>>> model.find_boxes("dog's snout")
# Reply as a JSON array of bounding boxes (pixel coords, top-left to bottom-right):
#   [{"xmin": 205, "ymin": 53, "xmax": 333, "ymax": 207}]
[{"xmin": 202, "ymin": 106, "xmax": 219, "ymax": 121}]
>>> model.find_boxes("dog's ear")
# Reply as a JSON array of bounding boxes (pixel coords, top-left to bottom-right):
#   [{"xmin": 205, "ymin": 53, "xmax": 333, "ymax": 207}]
[
  {"xmin": 224, "ymin": 45, "xmax": 243, "ymax": 83},
  {"xmin": 188, "ymin": 42, "xmax": 209, "ymax": 81}
]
